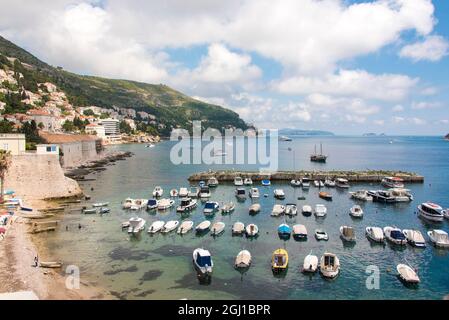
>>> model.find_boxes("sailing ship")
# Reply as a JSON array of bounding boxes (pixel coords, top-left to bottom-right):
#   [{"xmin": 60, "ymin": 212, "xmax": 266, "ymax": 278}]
[{"xmin": 310, "ymin": 143, "xmax": 327, "ymax": 163}]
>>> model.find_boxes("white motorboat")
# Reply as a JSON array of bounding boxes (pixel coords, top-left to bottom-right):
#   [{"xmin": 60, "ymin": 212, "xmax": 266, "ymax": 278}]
[
  {"xmin": 179, "ymin": 187, "xmax": 189, "ymax": 197},
  {"xmin": 83, "ymin": 208, "xmax": 97, "ymax": 214},
  {"xmin": 130, "ymin": 199, "xmax": 148, "ymax": 211},
  {"xmin": 199, "ymin": 186, "xmax": 211, "ymax": 199},
  {"xmin": 417, "ymin": 202, "xmax": 444, "ymax": 222},
  {"xmin": 382, "ymin": 177, "xmax": 405, "ymax": 189},
  {"xmin": 340, "ymin": 226, "xmax": 356, "ymax": 242},
  {"xmin": 319, "ymin": 180, "xmax": 325, "ymax": 188},
  {"xmin": 369, "ymin": 190, "xmax": 396, "ymax": 203},
  {"xmin": 291, "ymin": 179, "xmax": 301, "ymax": 187},
  {"xmin": 285, "ymin": 203, "xmax": 298, "ymax": 216},
  {"xmin": 221, "ymin": 202, "xmax": 235, "ymax": 214},
  {"xmin": 123, "ymin": 198, "xmax": 134, "ymax": 209},
  {"xmin": 293, "ymin": 224, "xmax": 307, "ymax": 240},
  {"xmin": 203, "ymin": 201, "xmax": 219, "ymax": 216},
  {"xmin": 188, "ymin": 187, "xmax": 199, "ymax": 198},
  {"xmin": 177, "ymin": 221, "xmax": 194, "ymax": 235},
  {"xmin": 324, "ymin": 179, "xmax": 336, "ymax": 187},
  {"xmin": 350, "ymin": 190, "xmax": 373, "ymax": 201},
  {"xmin": 249, "ymin": 203, "xmax": 261, "ymax": 214},
  {"xmin": 315, "ymin": 229, "xmax": 329, "ymax": 241},
  {"xmin": 232, "ymin": 222, "xmax": 245, "ymax": 235},
  {"xmin": 314, "ymin": 180, "xmax": 320, "ymax": 188},
  {"xmin": 427, "ymin": 230, "xmax": 449, "ymax": 248},
  {"xmin": 100, "ymin": 207, "xmax": 110, "ymax": 214},
  {"xmin": 314, "ymin": 204, "xmax": 327, "ymax": 217},
  {"xmin": 234, "ymin": 177, "xmax": 244, "ymax": 186},
  {"xmin": 271, "ymin": 204, "xmax": 285, "ymax": 217},
  {"xmin": 148, "ymin": 221, "xmax": 165, "ymax": 234},
  {"xmin": 157, "ymin": 199, "xmax": 175, "ymax": 210},
  {"xmin": 403, "ymin": 229, "xmax": 426, "ymax": 248},
  {"xmin": 193, "ymin": 248, "xmax": 213, "ymax": 275},
  {"xmin": 302, "ymin": 251, "xmax": 318, "ymax": 273},
  {"xmin": 389, "ymin": 188, "xmax": 413, "ymax": 202},
  {"xmin": 320, "ymin": 253, "xmax": 340, "ymax": 279},
  {"xmin": 196, "ymin": 220, "xmax": 211, "ymax": 233},
  {"xmin": 302, "ymin": 205, "xmax": 312, "ymax": 217},
  {"xmin": 92, "ymin": 202, "xmax": 109, "ymax": 208},
  {"xmin": 121, "ymin": 221, "xmax": 130, "ymax": 229},
  {"xmin": 246, "ymin": 224, "xmax": 259, "ymax": 237},
  {"xmin": 365, "ymin": 227, "xmax": 385, "ymax": 243},
  {"xmin": 170, "ymin": 189, "xmax": 179, "ymax": 197},
  {"xmin": 152, "ymin": 186, "xmax": 164, "ymax": 198},
  {"xmin": 249, "ymin": 188, "xmax": 260, "ymax": 199},
  {"xmin": 274, "ymin": 189, "xmax": 285, "ymax": 200},
  {"xmin": 211, "ymin": 222, "xmax": 226, "ymax": 236},
  {"xmin": 162, "ymin": 220, "xmax": 179, "ymax": 233},
  {"xmin": 235, "ymin": 188, "xmax": 247, "ymax": 200},
  {"xmin": 384, "ymin": 226, "xmax": 407, "ymax": 246},
  {"xmin": 301, "ymin": 178, "xmax": 311, "ymax": 189},
  {"xmin": 349, "ymin": 205, "xmax": 364, "ymax": 218},
  {"xmin": 336, "ymin": 178, "xmax": 350, "ymax": 188},
  {"xmin": 235, "ymin": 250, "xmax": 252, "ymax": 268},
  {"xmin": 127, "ymin": 217, "xmax": 146, "ymax": 234},
  {"xmin": 244, "ymin": 178, "xmax": 253, "ymax": 186},
  {"xmin": 147, "ymin": 199, "xmax": 159, "ymax": 210},
  {"xmin": 176, "ymin": 198, "xmax": 197, "ymax": 213},
  {"xmin": 397, "ymin": 264, "xmax": 420, "ymax": 284},
  {"xmin": 207, "ymin": 177, "xmax": 219, "ymax": 187}
]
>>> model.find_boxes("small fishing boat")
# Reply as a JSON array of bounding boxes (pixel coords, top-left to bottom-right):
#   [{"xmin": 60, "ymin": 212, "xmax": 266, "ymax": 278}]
[
  {"xmin": 244, "ymin": 178, "xmax": 253, "ymax": 186},
  {"xmin": 249, "ymin": 187, "xmax": 260, "ymax": 199},
  {"xmin": 20, "ymin": 206, "xmax": 33, "ymax": 212},
  {"xmin": 128, "ymin": 217, "xmax": 146, "ymax": 234},
  {"xmin": 324, "ymin": 179, "xmax": 336, "ymax": 187},
  {"xmin": 365, "ymin": 227, "xmax": 385, "ymax": 243},
  {"xmin": 179, "ymin": 187, "xmax": 189, "ymax": 197},
  {"xmin": 335, "ymin": 178, "xmax": 350, "ymax": 189},
  {"xmin": 199, "ymin": 181, "xmax": 206, "ymax": 188},
  {"xmin": 302, "ymin": 252, "xmax": 318, "ymax": 273},
  {"xmin": 350, "ymin": 190, "xmax": 373, "ymax": 201},
  {"xmin": 235, "ymin": 250, "xmax": 252, "ymax": 268},
  {"xmin": 188, "ymin": 187, "xmax": 199, "ymax": 198},
  {"xmin": 417, "ymin": 202, "xmax": 444, "ymax": 222},
  {"xmin": 193, "ymin": 248, "xmax": 213, "ymax": 275},
  {"xmin": 285, "ymin": 203, "xmax": 297, "ymax": 216},
  {"xmin": 147, "ymin": 199, "xmax": 159, "ymax": 210},
  {"xmin": 246, "ymin": 224, "xmax": 259, "ymax": 237},
  {"xmin": 99, "ymin": 207, "xmax": 110, "ymax": 214},
  {"xmin": 301, "ymin": 178, "xmax": 311, "ymax": 189},
  {"xmin": 207, "ymin": 177, "xmax": 219, "ymax": 188},
  {"xmin": 249, "ymin": 203, "xmax": 261, "ymax": 214},
  {"xmin": 261, "ymin": 179, "xmax": 271, "ymax": 186},
  {"xmin": 211, "ymin": 222, "xmax": 226, "ymax": 236},
  {"xmin": 340, "ymin": 226, "xmax": 356, "ymax": 242},
  {"xmin": 274, "ymin": 189, "xmax": 285, "ymax": 200},
  {"xmin": 382, "ymin": 177, "xmax": 405, "ymax": 189},
  {"xmin": 272, "ymin": 249, "xmax": 288, "ymax": 272},
  {"xmin": 397, "ymin": 264, "xmax": 420, "ymax": 284},
  {"xmin": 123, "ymin": 198, "xmax": 134, "ymax": 209},
  {"xmin": 121, "ymin": 221, "xmax": 130, "ymax": 229},
  {"xmin": 221, "ymin": 202, "xmax": 235, "ymax": 214},
  {"xmin": 234, "ymin": 177, "xmax": 244, "ymax": 186},
  {"xmin": 196, "ymin": 220, "xmax": 212, "ymax": 233},
  {"xmin": 384, "ymin": 226, "xmax": 407, "ymax": 246},
  {"xmin": 83, "ymin": 208, "xmax": 97, "ymax": 214},
  {"xmin": 170, "ymin": 189, "xmax": 179, "ymax": 197},
  {"xmin": 314, "ymin": 204, "xmax": 327, "ymax": 217},
  {"xmin": 293, "ymin": 224, "xmax": 308, "ymax": 240},
  {"xmin": 157, "ymin": 199, "xmax": 175, "ymax": 210},
  {"xmin": 291, "ymin": 179, "xmax": 301, "ymax": 187},
  {"xmin": 199, "ymin": 186, "xmax": 211, "ymax": 199},
  {"xmin": 152, "ymin": 186, "xmax": 164, "ymax": 198},
  {"xmin": 162, "ymin": 220, "xmax": 179, "ymax": 233},
  {"xmin": 93, "ymin": 202, "xmax": 109, "ymax": 208},
  {"xmin": 403, "ymin": 229, "xmax": 426, "ymax": 248},
  {"xmin": 177, "ymin": 221, "xmax": 194, "ymax": 235},
  {"xmin": 427, "ymin": 230, "xmax": 449, "ymax": 248},
  {"xmin": 271, "ymin": 204, "xmax": 285, "ymax": 217},
  {"xmin": 302, "ymin": 205, "xmax": 313, "ymax": 217},
  {"xmin": 235, "ymin": 188, "xmax": 247, "ymax": 200},
  {"xmin": 320, "ymin": 253, "xmax": 340, "ymax": 279},
  {"xmin": 319, "ymin": 192, "xmax": 333, "ymax": 201},
  {"xmin": 389, "ymin": 188, "xmax": 413, "ymax": 202},
  {"xmin": 314, "ymin": 180, "xmax": 320, "ymax": 188},
  {"xmin": 349, "ymin": 205, "xmax": 364, "ymax": 218},
  {"xmin": 278, "ymin": 224, "xmax": 291, "ymax": 238},
  {"xmin": 319, "ymin": 180, "xmax": 325, "ymax": 188},
  {"xmin": 232, "ymin": 222, "xmax": 245, "ymax": 235},
  {"xmin": 203, "ymin": 201, "xmax": 219, "ymax": 216},
  {"xmin": 315, "ymin": 229, "xmax": 329, "ymax": 241},
  {"xmin": 130, "ymin": 199, "xmax": 148, "ymax": 211},
  {"xmin": 148, "ymin": 221, "xmax": 165, "ymax": 234},
  {"xmin": 176, "ymin": 198, "xmax": 198, "ymax": 213},
  {"xmin": 39, "ymin": 261, "xmax": 63, "ymax": 269}
]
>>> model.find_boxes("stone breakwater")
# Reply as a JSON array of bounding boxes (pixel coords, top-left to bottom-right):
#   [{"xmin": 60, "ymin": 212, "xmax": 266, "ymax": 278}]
[{"xmin": 188, "ymin": 170, "xmax": 424, "ymax": 183}]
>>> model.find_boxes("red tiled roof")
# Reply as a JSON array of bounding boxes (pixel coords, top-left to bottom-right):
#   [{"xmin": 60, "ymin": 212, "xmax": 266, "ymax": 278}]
[{"xmin": 40, "ymin": 132, "xmax": 99, "ymax": 144}]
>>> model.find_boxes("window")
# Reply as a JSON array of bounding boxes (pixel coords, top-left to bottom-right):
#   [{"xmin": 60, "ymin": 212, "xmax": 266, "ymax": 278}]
[{"xmin": 46, "ymin": 146, "xmax": 52, "ymax": 152}]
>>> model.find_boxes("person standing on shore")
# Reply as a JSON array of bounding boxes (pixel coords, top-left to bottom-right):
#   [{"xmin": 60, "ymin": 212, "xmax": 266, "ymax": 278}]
[{"xmin": 34, "ymin": 255, "xmax": 39, "ymax": 267}]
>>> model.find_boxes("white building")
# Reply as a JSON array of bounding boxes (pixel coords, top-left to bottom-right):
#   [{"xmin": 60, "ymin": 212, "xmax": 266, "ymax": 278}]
[
  {"xmin": 85, "ymin": 123, "xmax": 106, "ymax": 138},
  {"xmin": 99, "ymin": 118, "xmax": 120, "ymax": 135},
  {"xmin": 36, "ymin": 144, "xmax": 59, "ymax": 155},
  {"xmin": 0, "ymin": 134, "xmax": 26, "ymax": 155}
]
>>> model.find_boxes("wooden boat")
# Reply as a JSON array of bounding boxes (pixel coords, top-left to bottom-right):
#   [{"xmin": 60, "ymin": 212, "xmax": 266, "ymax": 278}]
[
  {"xmin": 293, "ymin": 224, "xmax": 308, "ymax": 240},
  {"xmin": 162, "ymin": 220, "xmax": 179, "ymax": 233},
  {"xmin": 310, "ymin": 143, "xmax": 327, "ymax": 163},
  {"xmin": 196, "ymin": 220, "xmax": 212, "ymax": 233},
  {"xmin": 245, "ymin": 224, "xmax": 259, "ymax": 237},
  {"xmin": 39, "ymin": 261, "xmax": 62, "ymax": 268},
  {"xmin": 235, "ymin": 250, "xmax": 252, "ymax": 268},
  {"xmin": 193, "ymin": 248, "xmax": 213, "ymax": 275},
  {"xmin": 272, "ymin": 248, "xmax": 288, "ymax": 272},
  {"xmin": 222, "ymin": 202, "xmax": 235, "ymax": 214},
  {"xmin": 249, "ymin": 203, "xmax": 261, "ymax": 214},
  {"xmin": 365, "ymin": 227, "xmax": 385, "ymax": 243},
  {"xmin": 403, "ymin": 229, "xmax": 426, "ymax": 248},
  {"xmin": 232, "ymin": 222, "xmax": 245, "ymax": 235},
  {"xmin": 320, "ymin": 253, "xmax": 340, "ymax": 279},
  {"xmin": 148, "ymin": 221, "xmax": 165, "ymax": 234},
  {"xmin": 302, "ymin": 251, "xmax": 318, "ymax": 273},
  {"xmin": 397, "ymin": 264, "xmax": 420, "ymax": 284},
  {"xmin": 319, "ymin": 192, "xmax": 332, "ymax": 201},
  {"xmin": 211, "ymin": 222, "xmax": 226, "ymax": 236},
  {"xmin": 340, "ymin": 226, "xmax": 356, "ymax": 242},
  {"xmin": 177, "ymin": 221, "xmax": 194, "ymax": 235}
]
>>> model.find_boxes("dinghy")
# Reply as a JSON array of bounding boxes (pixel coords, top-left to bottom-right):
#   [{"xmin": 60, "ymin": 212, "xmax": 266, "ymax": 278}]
[
  {"xmin": 244, "ymin": 178, "xmax": 253, "ymax": 186},
  {"xmin": 349, "ymin": 205, "xmax": 364, "ymax": 218},
  {"xmin": 99, "ymin": 207, "xmax": 110, "ymax": 214},
  {"xmin": 177, "ymin": 221, "xmax": 194, "ymax": 235},
  {"xmin": 278, "ymin": 224, "xmax": 291, "ymax": 238},
  {"xmin": 179, "ymin": 187, "xmax": 189, "ymax": 197},
  {"xmin": 384, "ymin": 226, "xmax": 407, "ymax": 245},
  {"xmin": 249, "ymin": 188, "xmax": 260, "ymax": 199},
  {"xmin": 93, "ymin": 202, "xmax": 109, "ymax": 208},
  {"xmin": 261, "ymin": 179, "xmax": 271, "ymax": 186},
  {"xmin": 127, "ymin": 217, "xmax": 146, "ymax": 234},
  {"xmin": 302, "ymin": 252, "xmax": 318, "ymax": 273},
  {"xmin": 291, "ymin": 179, "xmax": 301, "ymax": 187},
  {"xmin": 148, "ymin": 221, "xmax": 165, "ymax": 234},
  {"xmin": 302, "ymin": 205, "xmax": 312, "ymax": 217},
  {"xmin": 274, "ymin": 189, "xmax": 285, "ymax": 200},
  {"xmin": 157, "ymin": 199, "xmax": 175, "ymax": 210},
  {"xmin": 193, "ymin": 248, "xmax": 213, "ymax": 275},
  {"xmin": 315, "ymin": 229, "xmax": 329, "ymax": 241},
  {"xmin": 188, "ymin": 187, "xmax": 199, "ymax": 198},
  {"xmin": 211, "ymin": 222, "xmax": 226, "ymax": 236},
  {"xmin": 170, "ymin": 189, "xmax": 179, "ymax": 197},
  {"xmin": 272, "ymin": 248, "xmax": 288, "ymax": 272},
  {"xmin": 340, "ymin": 226, "xmax": 356, "ymax": 242},
  {"xmin": 199, "ymin": 186, "xmax": 211, "ymax": 199},
  {"xmin": 246, "ymin": 224, "xmax": 259, "ymax": 237},
  {"xmin": 293, "ymin": 224, "xmax": 308, "ymax": 240},
  {"xmin": 427, "ymin": 229, "xmax": 449, "ymax": 248},
  {"xmin": 221, "ymin": 202, "xmax": 235, "ymax": 214},
  {"xmin": 83, "ymin": 208, "xmax": 97, "ymax": 214},
  {"xmin": 324, "ymin": 179, "xmax": 336, "ymax": 187},
  {"xmin": 397, "ymin": 264, "xmax": 420, "ymax": 284},
  {"xmin": 319, "ymin": 192, "xmax": 333, "ymax": 201},
  {"xmin": 162, "ymin": 220, "xmax": 179, "ymax": 233},
  {"xmin": 235, "ymin": 250, "xmax": 252, "ymax": 268},
  {"xmin": 271, "ymin": 204, "xmax": 285, "ymax": 217},
  {"xmin": 234, "ymin": 177, "xmax": 244, "ymax": 186},
  {"xmin": 365, "ymin": 227, "xmax": 385, "ymax": 243},
  {"xmin": 39, "ymin": 262, "xmax": 63, "ymax": 269},
  {"xmin": 314, "ymin": 204, "xmax": 327, "ymax": 217},
  {"xmin": 203, "ymin": 201, "xmax": 219, "ymax": 216},
  {"xmin": 249, "ymin": 203, "xmax": 261, "ymax": 214},
  {"xmin": 196, "ymin": 220, "xmax": 212, "ymax": 233},
  {"xmin": 285, "ymin": 204, "xmax": 298, "ymax": 216},
  {"xmin": 147, "ymin": 199, "xmax": 159, "ymax": 210},
  {"xmin": 403, "ymin": 229, "xmax": 426, "ymax": 248},
  {"xmin": 320, "ymin": 253, "xmax": 340, "ymax": 279},
  {"xmin": 152, "ymin": 186, "xmax": 164, "ymax": 198},
  {"xmin": 232, "ymin": 222, "xmax": 245, "ymax": 235},
  {"xmin": 235, "ymin": 188, "xmax": 247, "ymax": 200},
  {"xmin": 130, "ymin": 199, "xmax": 148, "ymax": 211},
  {"xmin": 207, "ymin": 177, "xmax": 219, "ymax": 187}
]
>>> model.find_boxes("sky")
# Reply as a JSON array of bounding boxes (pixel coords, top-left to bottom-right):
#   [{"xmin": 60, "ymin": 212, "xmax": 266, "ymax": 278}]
[{"xmin": 0, "ymin": 0, "xmax": 448, "ymax": 135}]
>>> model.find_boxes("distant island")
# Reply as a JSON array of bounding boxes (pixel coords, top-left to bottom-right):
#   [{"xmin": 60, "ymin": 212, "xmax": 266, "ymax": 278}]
[
  {"xmin": 362, "ymin": 133, "xmax": 387, "ymax": 137},
  {"xmin": 445, "ymin": 134, "xmax": 449, "ymax": 141},
  {"xmin": 279, "ymin": 129, "xmax": 334, "ymax": 136}
]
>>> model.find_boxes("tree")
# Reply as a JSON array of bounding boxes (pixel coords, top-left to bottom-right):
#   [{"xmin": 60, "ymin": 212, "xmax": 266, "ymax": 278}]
[
  {"xmin": 83, "ymin": 109, "xmax": 95, "ymax": 116},
  {"xmin": 0, "ymin": 150, "xmax": 12, "ymax": 203},
  {"xmin": 38, "ymin": 122, "xmax": 44, "ymax": 130},
  {"xmin": 0, "ymin": 120, "xmax": 14, "ymax": 133},
  {"xmin": 120, "ymin": 120, "xmax": 132, "ymax": 135},
  {"xmin": 62, "ymin": 120, "xmax": 75, "ymax": 132}
]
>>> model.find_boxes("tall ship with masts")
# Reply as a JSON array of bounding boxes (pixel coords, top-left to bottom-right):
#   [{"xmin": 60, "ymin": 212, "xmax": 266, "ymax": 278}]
[{"xmin": 310, "ymin": 143, "xmax": 327, "ymax": 163}]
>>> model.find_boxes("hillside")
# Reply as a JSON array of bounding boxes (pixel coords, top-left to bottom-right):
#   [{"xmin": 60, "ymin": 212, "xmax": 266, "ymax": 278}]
[{"xmin": 0, "ymin": 35, "xmax": 248, "ymax": 135}]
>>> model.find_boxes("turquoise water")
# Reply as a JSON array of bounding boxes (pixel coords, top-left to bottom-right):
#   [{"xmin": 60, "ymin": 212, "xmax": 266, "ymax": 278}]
[{"xmin": 36, "ymin": 136, "xmax": 449, "ymax": 299}]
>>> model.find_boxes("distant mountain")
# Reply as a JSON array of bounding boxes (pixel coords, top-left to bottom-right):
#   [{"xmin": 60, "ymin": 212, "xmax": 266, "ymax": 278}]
[
  {"xmin": 0, "ymin": 35, "xmax": 249, "ymax": 136},
  {"xmin": 279, "ymin": 128, "xmax": 334, "ymax": 136}
]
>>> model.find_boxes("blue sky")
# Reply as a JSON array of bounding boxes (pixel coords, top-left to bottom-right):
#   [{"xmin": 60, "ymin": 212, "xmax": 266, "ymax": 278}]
[{"xmin": 0, "ymin": 0, "xmax": 448, "ymax": 135}]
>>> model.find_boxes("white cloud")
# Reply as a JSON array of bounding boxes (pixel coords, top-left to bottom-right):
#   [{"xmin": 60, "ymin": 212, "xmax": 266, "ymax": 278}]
[
  {"xmin": 409, "ymin": 117, "xmax": 426, "ymax": 125},
  {"xmin": 411, "ymin": 101, "xmax": 441, "ymax": 110},
  {"xmin": 345, "ymin": 115, "xmax": 366, "ymax": 124},
  {"xmin": 437, "ymin": 119, "xmax": 449, "ymax": 125},
  {"xmin": 373, "ymin": 120, "xmax": 385, "ymax": 126},
  {"xmin": 392, "ymin": 105, "xmax": 404, "ymax": 112},
  {"xmin": 392, "ymin": 116, "xmax": 426, "ymax": 125},
  {"xmin": 393, "ymin": 116, "xmax": 405, "ymax": 123},
  {"xmin": 420, "ymin": 87, "xmax": 438, "ymax": 96},
  {"xmin": 399, "ymin": 35, "xmax": 449, "ymax": 62}
]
